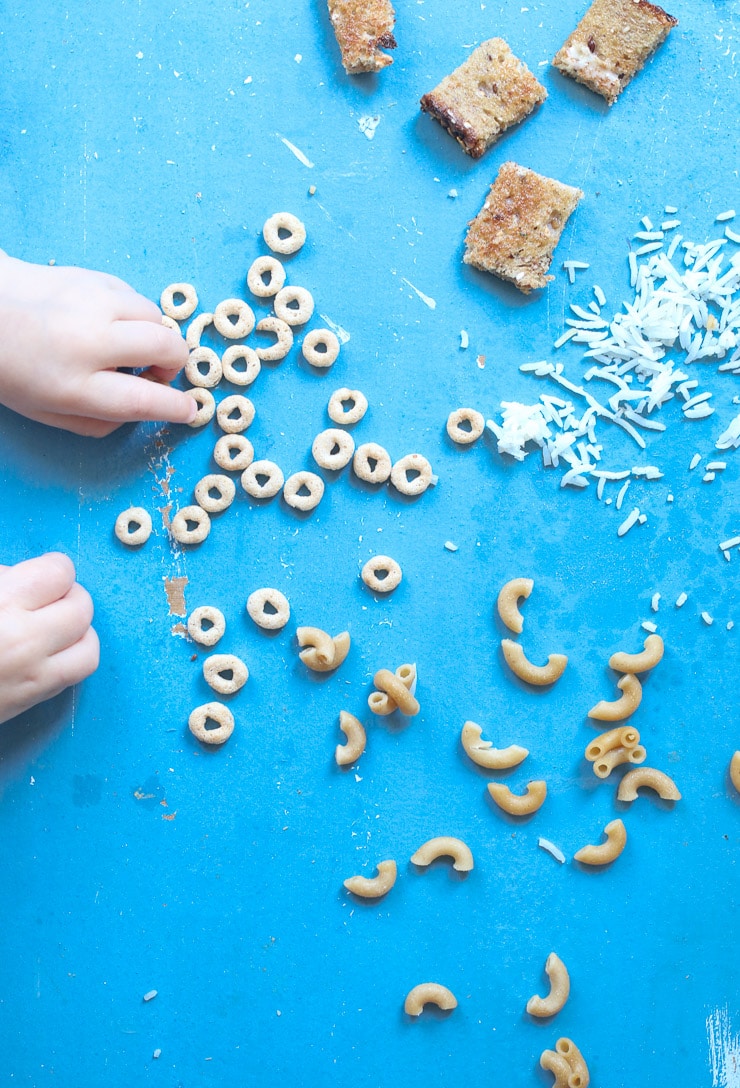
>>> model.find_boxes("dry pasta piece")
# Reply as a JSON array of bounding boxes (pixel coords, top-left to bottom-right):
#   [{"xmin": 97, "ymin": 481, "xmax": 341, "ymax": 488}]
[
  {"xmin": 115, "ymin": 506, "xmax": 152, "ymax": 546},
  {"xmin": 160, "ymin": 282, "xmax": 198, "ymax": 321},
  {"xmin": 185, "ymin": 347, "xmax": 222, "ymax": 388},
  {"xmin": 369, "ymin": 665, "xmax": 419, "ymax": 716},
  {"xmin": 213, "ymin": 434, "xmax": 254, "ymax": 472},
  {"xmin": 216, "ymin": 394, "xmax": 255, "ymax": 434},
  {"xmin": 539, "ymin": 1048, "xmax": 573, "ymax": 1088},
  {"xmin": 609, "ymin": 633, "xmax": 664, "ymax": 674},
  {"xmin": 194, "ymin": 474, "xmax": 236, "ymax": 513},
  {"xmin": 410, "ymin": 836, "xmax": 474, "ymax": 872},
  {"xmin": 297, "ymin": 627, "xmax": 350, "ymax": 672},
  {"xmin": 361, "ymin": 555, "xmax": 402, "ymax": 593},
  {"xmin": 274, "ymin": 285, "xmax": 314, "ymax": 326},
  {"xmin": 247, "ymin": 255, "xmax": 286, "ymax": 298},
  {"xmin": 585, "ymin": 726, "xmax": 639, "ymax": 761},
  {"xmin": 446, "ymin": 407, "xmax": 485, "ymax": 445},
  {"xmin": 343, "ymin": 860, "xmax": 397, "ymax": 898},
  {"xmin": 731, "ymin": 752, "xmax": 740, "ymax": 794},
  {"xmin": 501, "ymin": 639, "xmax": 567, "ymax": 686},
  {"xmin": 187, "ymin": 606, "xmax": 226, "ymax": 647},
  {"xmin": 302, "ymin": 328, "xmax": 340, "ymax": 368},
  {"xmin": 588, "ymin": 673, "xmax": 642, "ymax": 721},
  {"xmin": 185, "ymin": 311, "xmax": 214, "ymax": 349},
  {"xmin": 353, "ymin": 442, "xmax": 392, "ymax": 484},
  {"xmin": 186, "ymin": 387, "xmax": 216, "ymax": 427},
  {"xmin": 555, "ymin": 1038, "xmax": 589, "ymax": 1088},
  {"xmin": 328, "ymin": 388, "xmax": 368, "ymax": 425},
  {"xmin": 213, "ymin": 298, "xmax": 255, "ymax": 339},
  {"xmin": 487, "ymin": 780, "xmax": 547, "ymax": 816},
  {"xmin": 497, "ymin": 577, "xmax": 534, "ymax": 634},
  {"xmin": 526, "ymin": 953, "xmax": 571, "ymax": 1018},
  {"xmin": 335, "ymin": 710, "xmax": 366, "ymax": 765},
  {"xmin": 247, "ymin": 587, "xmax": 290, "ymax": 630},
  {"xmin": 461, "ymin": 721, "xmax": 528, "ymax": 770},
  {"xmin": 404, "ymin": 983, "xmax": 457, "ymax": 1017},
  {"xmin": 390, "ymin": 453, "xmax": 433, "ymax": 497},
  {"xmin": 203, "ymin": 653, "xmax": 248, "ymax": 695},
  {"xmin": 312, "ymin": 428, "xmax": 355, "ymax": 471},
  {"xmin": 170, "ymin": 505, "xmax": 211, "ymax": 544},
  {"xmin": 262, "ymin": 212, "xmax": 306, "ymax": 255},
  {"xmin": 574, "ymin": 818, "xmax": 627, "ymax": 866},
  {"xmin": 255, "ymin": 316, "xmax": 293, "ymax": 361},
  {"xmin": 283, "ymin": 471, "xmax": 324, "ymax": 512},
  {"xmin": 241, "ymin": 459, "xmax": 284, "ymax": 499},
  {"xmin": 592, "ymin": 743, "xmax": 646, "ymax": 780},
  {"xmin": 617, "ymin": 766, "xmax": 681, "ymax": 802},
  {"xmin": 188, "ymin": 701, "xmax": 234, "ymax": 745},
  {"xmin": 221, "ymin": 345, "xmax": 261, "ymax": 387}
]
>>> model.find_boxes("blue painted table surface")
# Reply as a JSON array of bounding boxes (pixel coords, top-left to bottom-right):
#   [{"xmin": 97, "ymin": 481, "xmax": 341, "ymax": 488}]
[{"xmin": 1, "ymin": 1, "xmax": 739, "ymax": 1085}]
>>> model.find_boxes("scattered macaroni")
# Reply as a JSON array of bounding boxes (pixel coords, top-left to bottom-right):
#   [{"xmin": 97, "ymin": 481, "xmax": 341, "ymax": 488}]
[
  {"xmin": 369, "ymin": 664, "xmax": 419, "ymax": 716},
  {"xmin": 296, "ymin": 627, "xmax": 350, "ymax": 672},
  {"xmin": 588, "ymin": 673, "xmax": 642, "ymax": 721},
  {"xmin": 609, "ymin": 633, "xmax": 664, "ymax": 674},
  {"xmin": 390, "ymin": 453, "xmax": 433, "ymax": 497},
  {"xmin": 274, "ymin": 285, "xmax": 315, "ymax": 326},
  {"xmin": 188, "ymin": 701, "xmax": 235, "ymax": 745},
  {"xmin": 585, "ymin": 726, "xmax": 640, "ymax": 760},
  {"xmin": 115, "ymin": 506, "xmax": 152, "ymax": 546},
  {"xmin": 186, "ymin": 387, "xmax": 216, "ymax": 427},
  {"xmin": 574, "ymin": 819, "xmax": 627, "ymax": 866},
  {"xmin": 185, "ymin": 346, "xmax": 222, "ymax": 388},
  {"xmin": 353, "ymin": 442, "xmax": 392, "ymax": 484},
  {"xmin": 213, "ymin": 434, "xmax": 255, "ymax": 472},
  {"xmin": 241, "ymin": 459, "xmax": 285, "ymax": 499},
  {"xmin": 343, "ymin": 860, "xmax": 397, "ymax": 898},
  {"xmin": 246, "ymin": 587, "xmax": 291, "ymax": 630},
  {"xmin": 213, "ymin": 298, "xmax": 255, "ymax": 339},
  {"xmin": 262, "ymin": 211, "xmax": 306, "ymax": 255},
  {"xmin": 312, "ymin": 428, "xmax": 355, "ymax": 471},
  {"xmin": 328, "ymin": 388, "xmax": 368, "ymax": 425},
  {"xmin": 555, "ymin": 1038, "xmax": 589, "ymax": 1088},
  {"xmin": 187, "ymin": 605, "xmax": 226, "ymax": 647},
  {"xmin": 539, "ymin": 1048, "xmax": 573, "ymax": 1087},
  {"xmin": 617, "ymin": 766, "xmax": 681, "ymax": 802},
  {"xmin": 160, "ymin": 282, "xmax": 198, "ymax": 321},
  {"xmin": 526, "ymin": 952, "xmax": 570, "ymax": 1018},
  {"xmin": 335, "ymin": 710, "xmax": 367, "ymax": 765},
  {"xmin": 460, "ymin": 721, "xmax": 528, "ymax": 769},
  {"xmin": 731, "ymin": 751, "xmax": 740, "ymax": 794},
  {"xmin": 410, "ymin": 836, "xmax": 474, "ymax": 872},
  {"xmin": 302, "ymin": 328, "xmax": 340, "ymax": 368},
  {"xmin": 361, "ymin": 555, "xmax": 402, "ymax": 594},
  {"xmin": 501, "ymin": 639, "xmax": 568, "ymax": 686},
  {"xmin": 221, "ymin": 344, "xmax": 261, "ymax": 386},
  {"xmin": 404, "ymin": 983, "xmax": 458, "ymax": 1017},
  {"xmin": 496, "ymin": 577, "xmax": 534, "ymax": 635},
  {"xmin": 246, "ymin": 255, "xmax": 286, "ymax": 297},
  {"xmin": 185, "ymin": 311, "xmax": 214, "ymax": 349},
  {"xmin": 282, "ymin": 470, "xmax": 325, "ymax": 511},
  {"xmin": 487, "ymin": 780, "xmax": 547, "ymax": 816},
  {"xmin": 194, "ymin": 474, "xmax": 237, "ymax": 513},
  {"xmin": 446, "ymin": 407, "xmax": 485, "ymax": 445},
  {"xmin": 592, "ymin": 744, "xmax": 646, "ymax": 780},
  {"xmin": 169, "ymin": 505, "xmax": 211, "ymax": 545},
  {"xmin": 203, "ymin": 653, "xmax": 249, "ymax": 695},
  {"xmin": 255, "ymin": 316, "xmax": 293, "ymax": 361},
  {"xmin": 216, "ymin": 394, "xmax": 255, "ymax": 434}
]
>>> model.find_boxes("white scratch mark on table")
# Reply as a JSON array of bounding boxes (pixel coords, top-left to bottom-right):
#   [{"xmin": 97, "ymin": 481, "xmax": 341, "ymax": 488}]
[
  {"xmin": 275, "ymin": 132, "xmax": 314, "ymax": 168},
  {"xmin": 708, "ymin": 1006, "xmax": 740, "ymax": 1087},
  {"xmin": 401, "ymin": 278, "xmax": 437, "ymax": 310}
]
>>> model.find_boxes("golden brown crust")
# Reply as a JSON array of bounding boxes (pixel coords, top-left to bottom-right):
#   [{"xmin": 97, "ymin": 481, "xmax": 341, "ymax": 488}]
[
  {"xmin": 420, "ymin": 38, "xmax": 546, "ymax": 158},
  {"xmin": 553, "ymin": 0, "xmax": 678, "ymax": 105},
  {"xmin": 463, "ymin": 162, "xmax": 583, "ymax": 293},
  {"xmin": 327, "ymin": 0, "xmax": 397, "ymax": 74}
]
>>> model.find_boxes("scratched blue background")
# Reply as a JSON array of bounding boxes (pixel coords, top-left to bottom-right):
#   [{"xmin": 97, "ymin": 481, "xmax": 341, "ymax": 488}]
[{"xmin": 1, "ymin": 1, "xmax": 739, "ymax": 1085}]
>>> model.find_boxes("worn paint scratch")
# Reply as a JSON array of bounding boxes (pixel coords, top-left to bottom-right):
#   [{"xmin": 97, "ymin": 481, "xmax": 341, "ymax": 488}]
[
  {"xmin": 401, "ymin": 277, "xmax": 437, "ymax": 310},
  {"xmin": 164, "ymin": 576, "xmax": 188, "ymax": 616},
  {"xmin": 707, "ymin": 1006, "xmax": 740, "ymax": 1087},
  {"xmin": 276, "ymin": 132, "xmax": 314, "ymax": 168}
]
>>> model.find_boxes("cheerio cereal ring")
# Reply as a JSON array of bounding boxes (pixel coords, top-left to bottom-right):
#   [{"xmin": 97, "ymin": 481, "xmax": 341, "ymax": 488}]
[
  {"xmin": 353, "ymin": 442, "xmax": 392, "ymax": 484},
  {"xmin": 216, "ymin": 395, "xmax": 255, "ymax": 434},
  {"xmin": 247, "ymin": 587, "xmax": 291, "ymax": 630},
  {"xmin": 213, "ymin": 435, "xmax": 254, "ymax": 472},
  {"xmin": 115, "ymin": 506, "xmax": 152, "ymax": 546},
  {"xmin": 361, "ymin": 555, "xmax": 403, "ymax": 594},
  {"xmin": 185, "ymin": 347, "xmax": 222, "ymax": 388},
  {"xmin": 188, "ymin": 701, "xmax": 234, "ymax": 745},
  {"xmin": 170, "ymin": 505, "xmax": 211, "ymax": 544},
  {"xmin": 328, "ymin": 388, "xmax": 368, "ymax": 425},
  {"xmin": 312, "ymin": 428, "xmax": 355, "ymax": 471},
  {"xmin": 302, "ymin": 328, "xmax": 340, "ymax": 368},
  {"xmin": 187, "ymin": 605, "xmax": 226, "ymax": 647},
  {"xmin": 160, "ymin": 283, "xmax": 198, "ymax": 321},
  {"xmin": 203, "ymin": 653, "xmax": 249, "ymax": 695},
  {"xmin": 221, "ymin": 345, "xmax": 261, "ymax": 387},
  {"xmin": 255, "ymin": 316, "xmax": 293, "ymax": 361},
  {"xmin": 283, "ymin": 471, "xmax": 325, "ymax": 512},
  {"xmin": 263, "ymin": 212, "xmax": 306, "ymax": 255},
  {"xmin": 241, "ymin": 459, "xmax": 285, "ymax": 499},
  {"xmin": 247, "ymin": 255, "xmax": 286, "ymax": 298},
  {"xmin": 390, "ymin": 453, "xmax": 433, "ymax": 497},
  {"xmin": 186, "ymin": 388, "xmax": 216, "ymax": 427},
  {"xmin": 213, "ymin": 298, "xmax": 255, "ymax": 340},
  {"xmin": 194, "ymin": 474, "xmax": 237, "ymax": 513},
  {"xmin": 161, "ymin": 314, "xmax": 181, "ymax": 332},
  {"xmin": 446, "ymin": 407, "xmax": 485, "ymax": 445},
  {"xmin": 186, "ymin": 312, "xmax": 214, "ymax": 349},
  {"xmin": 274, "ymin": 286, "xmax": 315, "ymax": 327}
]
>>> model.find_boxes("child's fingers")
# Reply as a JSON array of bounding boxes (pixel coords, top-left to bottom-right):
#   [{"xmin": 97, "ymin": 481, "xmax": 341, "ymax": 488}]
[
  {"xmin": 106, "ymin": 319, "xmax": 189, "ymax": 371},
  {"xmin": 0, "ymin": 553, "xmax": 77, "ymax": 611},
  {"xmin": 82, "ymin": 370, "xmax": 198, "ymax": 424},
  {"xmin": 45, "ymin": 626, "xmax": 100, "ymax": 700},
  {"xmin": 21, "ymin": 407, "xmax": 121, "ymax": 437},
  {"xmin": 36, "ymin": 582, "xmax": 94, "ymax": 657}
]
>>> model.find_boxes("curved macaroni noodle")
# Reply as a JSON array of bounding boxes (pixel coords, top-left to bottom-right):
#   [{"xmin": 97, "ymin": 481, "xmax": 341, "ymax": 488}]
[
  {"xmin": 609, "ymin": 633, "xmax": 664, "ymax": 674},
  {"xmin": 588, "ymin": 673, "xmax": 642, "ymax": 721},
  {"xmin": 297, "ymin": 627, "xmax": 350, "ymax": 672},
  {"xmin": 592, "ymin": 743, "xmax": 646, "ymax": 780},
  {"xmin": 404, "ymin": 983, "xmax": 458, "ymax": 1017},
  {"xmin": 526, "ymin": 953, "xmax": 570, "ymax": 1018},
  {"xmin": 368, "ymin": 665, "xmax": 419, "ymax": 716},
  {"xmin": 574, "ymin": 819, "xmax": 627, "ymax": 866},
  {"xmin": 585, "ymin": 726, "xmax": 639, "ymax": 761},
  {"xmin": 410, "ymin": 836, "xmax": 474, "ymax": 872},
  {"xmin": 501, "ymin": 639, "xmax": 568, "ymax": 686},
  {"xmin": 335, "ymin": 710, "xmax": 367, "ymax": 766},
  {"xmin": 497, "ymin": 577, "xmax": 534, "ymax": 634},
  {"xmin": 487, "ymin": 780, "xmax": 547, "ymax": 816},
  {"xmin": 460, "ymin": 721, "xmax": 528, "ymax": 770},
  {"xmin": 731, "ymin": 751, "xmax": 740, "ymax": 794},
  {"xmin": 617, "ymin": 766, "xmax": 681, "ymax": 802},
  {"xmin": 185, "ymin": 311, "xmax": 214, "ymax": 349},
  {"xmin": 343, "ymin": 860, "xmax": 397, "ymax": 898}
]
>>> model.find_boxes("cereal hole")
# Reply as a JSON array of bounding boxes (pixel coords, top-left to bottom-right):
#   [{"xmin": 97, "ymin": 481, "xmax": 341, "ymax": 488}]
[{"xmin": 263, "ymin": 600, "xmax": 278, "ymax": 616}]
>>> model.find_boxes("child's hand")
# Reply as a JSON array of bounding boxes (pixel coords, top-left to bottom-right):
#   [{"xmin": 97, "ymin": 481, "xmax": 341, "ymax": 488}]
[
  {"xmin": 0, "ymin": 554, "xmax": 100, "ymax": 724},
  {"xmin": 0, "ymin": 253, "xmax": 196, "ymax": 436}
]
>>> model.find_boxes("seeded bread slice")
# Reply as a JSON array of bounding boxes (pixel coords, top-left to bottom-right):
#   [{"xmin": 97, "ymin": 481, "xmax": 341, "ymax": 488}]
[
  {"xmin": 420, "ymin": 38, "xmax": 547, "ymax": 159},
  {"xmin": 327, "ymin": 0, "xmax": 397, "ymax": 74},
  {"xmin": 553, "ymin": 0, "xmax": 678, "ymax": 106},
  {"xmin": 464, "ymin": 162, "xmax": 583, "ymax": 294}
]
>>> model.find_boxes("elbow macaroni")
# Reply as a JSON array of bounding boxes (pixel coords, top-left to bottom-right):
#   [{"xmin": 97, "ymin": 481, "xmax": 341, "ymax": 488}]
[
  {"xmin": 592, "ymin": 744, "xmax": 646, "ymax": 780},
  {"xmin": 335, "ymin": 710, "xmax": 366, "ymax": 765},
  {"xmin": 297, "ymin": 627, "xmax": 350, "ymax": 672},
  {"xmin": 487, "ymin": 780, "xmax": 547, "ymax": 816},
  {"xmin": 617, "ymin": 766, "xmax": 681, "ymax": 802},
  {"xmin": 731, "ymin": 751, "xmax": 740, "ymax": 794},
  {"xmin": 526, "ymin": 953, "xmax": 570, "ymax": 1018},
  {"xmin": 496, "ymin": 577, "xmax": 534, "ymax": 635},
  {"xmin": 609, "ymin": 633, "xmax": 664, "ymax": 674},
  {"xmin": 574, "ymin": 819, "xmax": 627, "ymax": 866},
  {"xmin": 460, "ymin": 721, "xmax": 528, "ymax": 770},
  {"xmin": 404, "ymin": 983, "xmax": 458, "ymax": 1016},
  {"xmin": 501, "ymin": 639, "xmax": 568, "ymax": 686},
  {"xmin": 588, "ymin": 673, "xmax": 642, "ymax": 721},
  {"xmin": 368, "ymin": 664, "xmax": 419, "ymax": 716},
  {"xmin": 410, "ymin": 836, "xmax": 474, "ymax": 872},
  {"xmin": 343, "ymin": 860, "xmax": 397, "ymax": 898}
]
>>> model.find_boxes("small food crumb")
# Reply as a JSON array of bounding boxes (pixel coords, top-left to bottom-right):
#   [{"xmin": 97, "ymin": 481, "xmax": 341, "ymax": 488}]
[
  {"xmin": 460, "ymin": 329, "xmax": 469, "ymax": 349},
  {"xmin": 143, "ymin": 990, "xmax": 158, "ymax": 1002},
  {"xmin": 642, "ymin": 620, "xmax": 658, "ymax": 633},
  {"xmin": 701, "ymin": 611, "xmax": 714, "ymax": 626},
  {"xmin": 727, "ymin": 621, "xmax": 735, "ymax": 631},
  {"xmin": 153, "ymin": 1049, "xmax": 161, "ymax": 1060},
  {"xmin": 308, "ymin": 184, "xmax": 316, "ymax": 195},
  {"xmin": 444, "ymin": 541, "xmax": 458, "ymax": 552},
  {"xmin": 689, "ymin": 453, "xmax": 701, "ymax": 470},
  {"xmin": 676, "ymin": 592, "xmax": 688, "ymax": 608},
  {"xmin": 448, "ymin": 189, "xmax": 458, "ymax": 198},
  {"xmin": 476, "ymin": 354, "xmax": 485, "ymax": 369},
  {"xmin": 651, "ymin": 593, "xmax": 660, "ymax": 612}
]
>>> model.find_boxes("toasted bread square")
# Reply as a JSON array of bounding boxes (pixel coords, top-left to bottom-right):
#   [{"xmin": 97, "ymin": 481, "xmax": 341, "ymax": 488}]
[
  {"xmin": 463, "ymin": 162, "xmax": 583, "ymax": 294},
  {"xmin": 327, "ymin": 0, "xmax": 397, "ymax": 74},
  {"xmin": 420, "ymin": 38, "xmax": 547, "ymax": 159},
  {"xmin": 553, "ymin": 0, "xmax": 677, "ymax": 105}
]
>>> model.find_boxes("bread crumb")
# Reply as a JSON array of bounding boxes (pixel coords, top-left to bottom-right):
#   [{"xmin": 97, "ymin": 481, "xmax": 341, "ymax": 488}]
[{"xmin": 327, "ymin": 0, "xmax": 397, "ymax": 74}]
